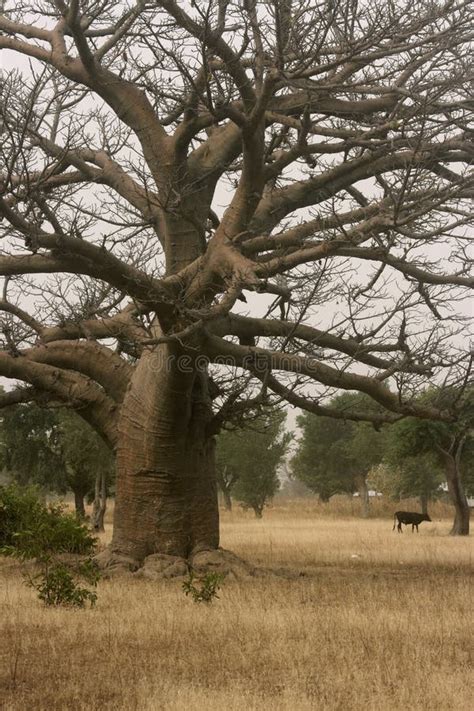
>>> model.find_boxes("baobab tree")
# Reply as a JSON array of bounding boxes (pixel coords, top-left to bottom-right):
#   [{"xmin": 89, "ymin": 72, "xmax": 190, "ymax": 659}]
[{"xmin": 0, "ymin": 0, "xmax": 472, "ymax": 572}]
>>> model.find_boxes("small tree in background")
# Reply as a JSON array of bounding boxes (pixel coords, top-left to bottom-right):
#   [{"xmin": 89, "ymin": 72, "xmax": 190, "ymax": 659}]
[
  {"xmin": 217, "ymin": 409, "xmax": 290, "ymax": 518},
  {"xmin": 0, "ymin": 404, "xmax": 114, "ymax": 521},
  {"xmin": 56, "ymin": 411, "xmax": 114, "ymax": 526},
  {"xmin": 292, "ymin": 413, "xmax": 354, "ymax": 503},
  {"xmin": 291, "ymin": 394, "xmax": 385, "ymax": 515},
  {"xmin": 341, "ymin": 418, "xmax": 387, "ymax": 517},
  {"xmin": 383, "ymin": 410, "xmax": 473, "ymax": 535},
  {"xmin": 0, "ymin": 403, "xmax": 65, "ymax": 493},
  {"xmin": 370, "ymin": 455, "xmax": 443, "ymax": 514},
  {"xmin": 216, "ymin": 465, "xmax": 239, "ymax": 513},
  {"xmin": 216, "ymin": 432, "xmax": 241, "ymax": 511}
]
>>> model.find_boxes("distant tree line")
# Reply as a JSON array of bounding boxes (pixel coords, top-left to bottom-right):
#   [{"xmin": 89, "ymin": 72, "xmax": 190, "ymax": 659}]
[
  {"xmin": 2, "ymin": 390, "xmax": 472, "ymax": 535},
  {"xmin": 290, "ymin": 390, "xmax": 474, "ymax": 534},
  {"xmin": 215, "ymin": 389, "xmax": 473, "ymax": 534}
]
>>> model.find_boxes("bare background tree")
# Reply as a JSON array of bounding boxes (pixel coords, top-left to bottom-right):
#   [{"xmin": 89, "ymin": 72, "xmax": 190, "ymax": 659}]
[{"xmin": 0, "ymin": 0, "xmax": 472, "ymax": 572}]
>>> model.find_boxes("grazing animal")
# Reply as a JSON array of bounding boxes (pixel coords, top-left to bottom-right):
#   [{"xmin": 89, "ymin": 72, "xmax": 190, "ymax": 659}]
[{"xmin": 393, "ymin": 511, "xmax": 432, "ymax": 533}]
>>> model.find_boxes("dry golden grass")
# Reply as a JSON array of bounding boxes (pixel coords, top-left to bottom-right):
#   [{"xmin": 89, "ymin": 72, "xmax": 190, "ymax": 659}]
[{"xmin": 1, "ymin": 499, "xmax": 472, "ymax": 711}]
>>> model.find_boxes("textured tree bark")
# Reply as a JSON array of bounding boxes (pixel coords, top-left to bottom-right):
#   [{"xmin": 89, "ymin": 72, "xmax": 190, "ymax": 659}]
[
  {"xmin": 354, "ymin": 474, "xmax": 370, "ymax": 518},
  {"xmin": 108, "ymin": 344, "xmax": 219, "ymax": 567}
]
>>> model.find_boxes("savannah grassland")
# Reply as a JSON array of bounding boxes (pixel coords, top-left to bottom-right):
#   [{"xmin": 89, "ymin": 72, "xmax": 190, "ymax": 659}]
[{"xmin": 0, "ymin": 498, "xmax": 472, "ymax": 711}]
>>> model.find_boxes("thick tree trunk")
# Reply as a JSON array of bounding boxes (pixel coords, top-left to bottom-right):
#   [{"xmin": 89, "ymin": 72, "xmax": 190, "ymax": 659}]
[
  {"xmin": 91, "ymin": 471, "xmax": 107, "ymax": 533},
  {"xmin": 354, "ymin": 474, "xmax": 370, "ymax": 518},
  {"xmin": 73, "ymin": 490, "xmax": 86, "ymax": 520},
  {"xmin": 109, "ymin": 345, "xmax": 219, "ymax": 566}
]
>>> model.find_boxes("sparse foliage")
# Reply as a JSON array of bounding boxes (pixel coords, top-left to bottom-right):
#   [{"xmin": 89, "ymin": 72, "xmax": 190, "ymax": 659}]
[
  {"xmin": 25, "ymin": 558, "xmax": 99, "ymax": 608},
  {"xmin": 182, "ymin": 571, "xmax": 224, "ymax": 604}
]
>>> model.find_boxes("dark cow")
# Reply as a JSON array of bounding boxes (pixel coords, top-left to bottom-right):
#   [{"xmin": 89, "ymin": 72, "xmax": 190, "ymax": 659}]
[{"xmin": 393, "ymin": 511, "xmax": 432, "ymax": 533}]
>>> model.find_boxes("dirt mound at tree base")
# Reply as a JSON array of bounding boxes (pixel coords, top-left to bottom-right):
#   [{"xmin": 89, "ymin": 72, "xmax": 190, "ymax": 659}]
[
  {"xmin": 190, "ymin": 548, "xmax": 260, "ymax": 579},
  {"xmin": 133, "ymin": 554, "xmax": 189, "ymax": 580},
  {"xmin": 95, "ymin": 547, "xmax": 283, "ymax": 580},
  {"xmin": 93, "ymin": 550, "xmax": 140, "ymax": 577}
]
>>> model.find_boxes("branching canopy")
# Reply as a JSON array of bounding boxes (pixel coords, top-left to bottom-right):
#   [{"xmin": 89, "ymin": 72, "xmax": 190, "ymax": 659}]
[{"xmin": 0, "ymin": 0, "xmax": 472, "ymax": 442}]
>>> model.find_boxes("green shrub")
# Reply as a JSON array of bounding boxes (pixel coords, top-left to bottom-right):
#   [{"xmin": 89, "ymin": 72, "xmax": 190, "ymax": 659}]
[
  {"xmin": 0, "ymin": 485, "xmax": 99, "ymax": 608},
  {"xmin": 182, "ymin": 571, "xmax": 224, "ymax": 604},
  {"xmin": 0, "ymin": 484, "xmax": 96, "ymax": 557},
  {"xmin": 26, "ymin": 559, "xmax": 99, "ymax": 608},
  {"xmin": 0, "ymin": 484, "xmax": 44, "ymax": 548}
]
